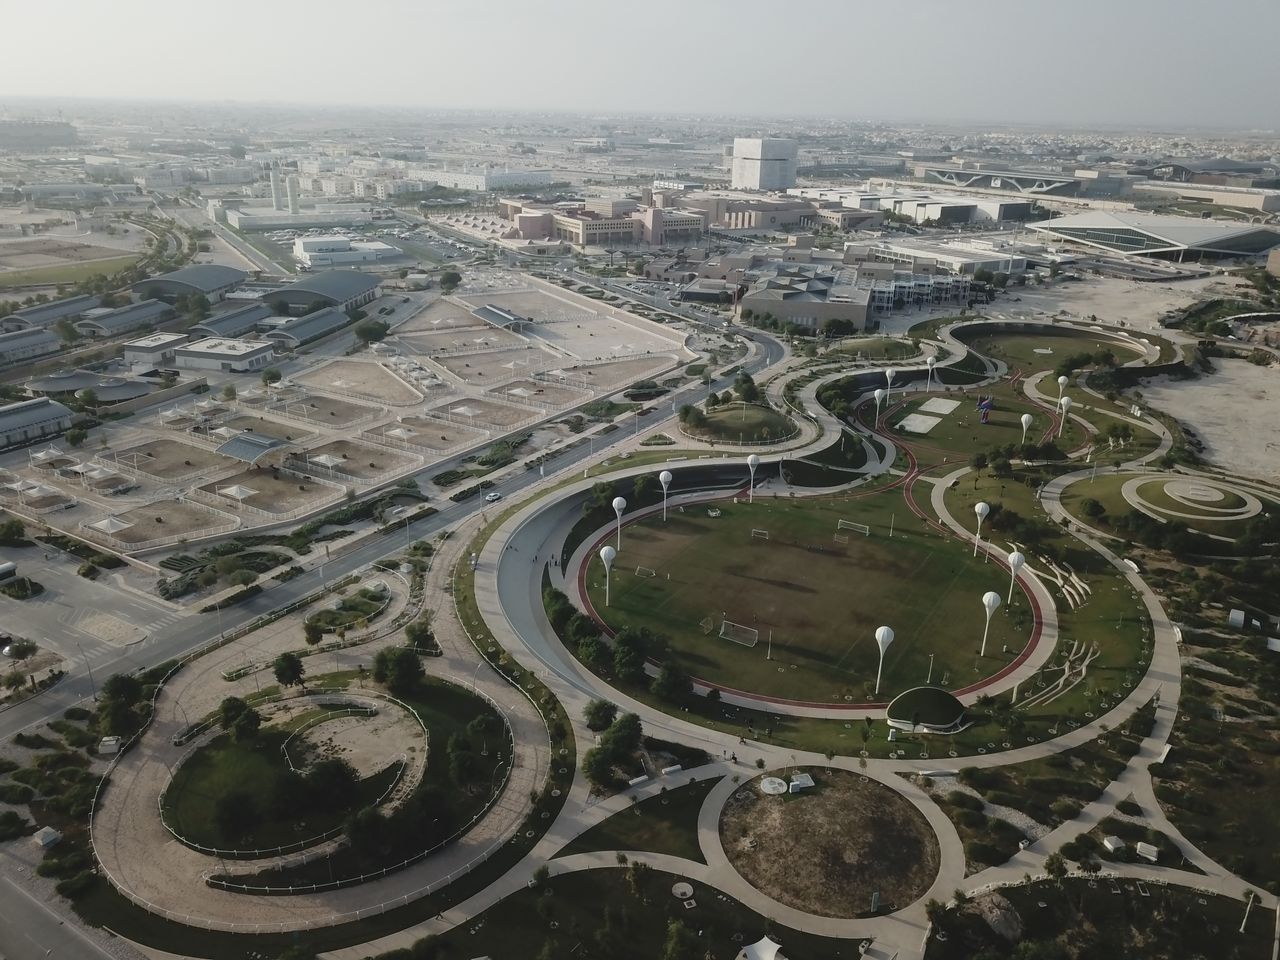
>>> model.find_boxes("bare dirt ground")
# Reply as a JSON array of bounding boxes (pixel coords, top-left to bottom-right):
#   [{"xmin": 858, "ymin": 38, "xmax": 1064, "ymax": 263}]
[
  {"xmin": 394, "ymin": 298, "xmax": 478, "ymax": 334},
  {"xmin": 367, "ymin": 415, "xmax": 488, "ymax": 452},
  {"xmin": 399, "ymin": 325, "xmax": 525, "ymax": 353},
  {"xmin": 218, "ymin": 415, "xmax": 313, "ymax": 443},
  {"xmin": 720, "ymin": 769, "xmax": 940, "ymax": 919},
  {"xmin": 557, "ymin": 355, "xmax": 676, "ymax": 390},
  {"xmin": 299, "ymin": 439, "xmax": 418, "ymax": 480},
  {"xmin": 295, "ymin": 360, "xmax": 421, "ymax": 406},
  {"xmin": 432, "ymin": 346, "xmax": 551, "ymax": 384},
  {"xmin": 109, "ymin": 438, "xmax": 233, "ymax": 481},
  {"xmin": 199, "ymin": 467, "xmax": 338, "ymax": 515},
  {"xmin": 293, "ymin": 707, "xmax": 427, "ymax": 781},
  {"xmin": 487, "ymin": 378, "xmax": 587, "ymax": 408},
  {"xmin": 0, "ymin": 236, "xmax": 136, "ymax": 268},
  {"xmin": 429, "ymin": 396, "xmax": 531, "ymax": 429},
  {"xmin": 112, "ymin": 498, "xmax": 232, "ymax": 542},
  {"xmin": 269, "ymin": 393, "xmax": 380, "ymax": 428},
  {"xmin": 1008, "ymin": 273, "xmax": 1258, "ymax": 332},
  {"xmin": 1136, "ymin": 358, "xmax": 1280, "ymax": 480}
]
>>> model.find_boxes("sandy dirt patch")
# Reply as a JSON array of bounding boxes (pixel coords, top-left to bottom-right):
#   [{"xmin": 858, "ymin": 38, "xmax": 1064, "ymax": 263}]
[{"xmin": 295, "ymin": 359, "xmax": 422, "ymax": 406}]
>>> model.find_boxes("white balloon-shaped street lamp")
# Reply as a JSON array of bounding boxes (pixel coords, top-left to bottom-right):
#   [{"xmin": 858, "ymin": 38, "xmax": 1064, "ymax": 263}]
[
  {"xmin": 658, "ymin": 470, "xmax": 673, "ymax": 522},
  {"xmin": 1020, "ymin": 412, "xmax": 1034, "ymax": 446},
  {"xmin": 980, "ymin": 590, "xmax": 1002, "ymax": 657},
  {"xmin": 1007, "ymin": 550, "xmax": 1026, "ymax": 604},
  {"xmin": 1057, "ymin": 374, "xmax": 1069, "ymax": 400},
  {"xmin": 926, "ymin": 355, "xmax": 936, "ymax": 392},
  {"xmin": 747, "ymin": 454, "xmax": 760, "ymax": 504},
  {"xmin": 1057, "ymin": 396, "xmax": 1072, "ymax": 439},
  {"xmin": 873, "ymin": 387, "xmax": 887, "ymax": 425},
  {"xmin": 973, "ymin": 501, "xmax": 990, "ymax": 557},
  {"xmin": 885, "ymin": 368, "xmax": 895, "ymax": 397},
  {"xmin": 612, "ymin": 496, "xmax": 627, "ymax": 552},
  {"xmin": 874, "ymin": 625, "xmax": 895, "ymax": 696},
  {"xmin": 599, "ymin": 545, "xmax": 616, "ymax": 607}
]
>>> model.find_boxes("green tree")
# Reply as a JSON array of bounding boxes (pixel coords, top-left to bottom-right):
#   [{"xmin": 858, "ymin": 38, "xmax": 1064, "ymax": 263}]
[
  {"xmin": 53, "ymin": 318, "xmax": 79, "ymax": 343},
  {"xmin": 64, "ymin": 428, "xmax": 87, "ymax": 448},
  {"xmin": 231, "ymin": 708, "xmax": 261, "ymax": 742},
  {"xmin": 273, "ymin": 652, "xmax": 305, "ymax": 689},
  {"xmin": 582, "ymin": 745, "xmax": 617, "ymax": 790},
  {"xmin": 650, "ymin": 661, "xmax": 691, "ymax": 703},
  {"xmin": 354, "ymin": 319, "xmax": 391, "ymax": 344},
  {"xmin": 372, "ymin": 647, "xmax": 424, "ymax": 695},
  {"xmin": 632, "ymin": 473, "xmax": 655, "ymax": 503},
  {"xmin": 306, "ymin": 758, "xmax": 359, "ymax": 811},
  {"xmin": 583, "ymin": 699, "xmax": 617, "ymax": 732},
  {"xmin": 661, "ymin": 920, "xmax": 699, "ymax": 960},
  {"xmin": 404, "ymin": 616, "xmax": 436, "ymax": 651},
  {"xmin": 221, "ymin": 384, "xmax": 237, "ymax": 401},
  {"xmin": 228, "ymin": 569, "xmax": 257, "ymax": 587},
  {"xmin": 439, "ymin": 270, "xmax": 462, "ymax": 293},
  {"xmin": 303, "ymin": 621, "xmax": 324, "ymax": 646},
  {"xmin": 600, "ymin": 712, "xmax": 643, "ymax": 756},
  {"xmin": 261, "ymin": 367, "xmax": 282, "ymax": 387},
  {"xmin": 218, "ymin": 696, "xmax": 257, "ymax": 735},
  {"xmin": 101, "ymin": 672, "xmax": 143, "ymax": 708},
  {"xmin": 215, "ymin": 789, "xmax": 259, "ymax": 840},
  {"xmin": 0, "ymin": 517, "xmax": 25, "ymax": 542},
  {"xmin": 1044, "ymin": 850, "xmax": 1068, "ymax": 886},
  {"xmin": 78, "ymin": 388, "xmax": 98, "ymax": 410}
]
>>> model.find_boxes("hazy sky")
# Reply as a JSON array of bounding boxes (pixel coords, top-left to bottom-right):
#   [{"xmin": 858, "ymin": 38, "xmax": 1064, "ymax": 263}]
[{"xmin": 5, "ymin": 0, "xmax": 1278, "ymax": 128}]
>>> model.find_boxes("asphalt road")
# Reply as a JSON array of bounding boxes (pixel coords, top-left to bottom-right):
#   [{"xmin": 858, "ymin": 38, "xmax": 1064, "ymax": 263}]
[
  {"xmin": 0, "ymin": 331, "xmax": 783, "ymax": 742},
  {"xmin": 0, "ymin": 871, "xmax": 114, "ymax": 960}
]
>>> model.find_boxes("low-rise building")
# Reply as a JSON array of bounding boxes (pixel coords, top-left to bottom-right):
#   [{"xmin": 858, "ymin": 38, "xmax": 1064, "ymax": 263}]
[
  {"xmin": 75, "ymin": 300, "xmax": 174, "ymax": 338},
  {"xmin": 133, "ymin": 265, "xmax": 249, "ymax": 304},
  {"xmin": 2, "ymin": 294, "xmax": 100, "ymax": 332},
  {"xmin": 174, "ymin": 338, "xmax": 275, "ymax": 373},
  {"xmin": 123, "ymin": 332, "xmax": 190, "ymax": 368},
  {"xmin": 1267, "ymin": 247, "xmax": 1280, "ymax": 278},
  {"xmin": 292, "ymin": 235, "xmax": 400, "ymax": 268},
  {"xmin": 0, "ymin": 397, "xmax": 74, "ymax": 451},
  {"xmin": 740, "ymin": 264, "xmax": 870, "ymax": 331},
  {"xmin": 260, "ymin": 271, "xmax": 381, "ymax": 315},
  {"xmin": 191, "ymin": 303, "xmax": 275, "ymax": 339},
  {"xmin": 258, "ymin": 307, "xmax": 351, "ymax": 348},
  {"xmin": 0, "ymin": 328, "xmax": 61, "ymax": 366}
]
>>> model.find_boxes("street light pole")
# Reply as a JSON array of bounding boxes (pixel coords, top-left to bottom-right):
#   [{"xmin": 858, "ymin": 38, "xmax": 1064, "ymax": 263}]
[{"xmin": 75, "ymin": 640, "xmax": 97, "ymax": 702}]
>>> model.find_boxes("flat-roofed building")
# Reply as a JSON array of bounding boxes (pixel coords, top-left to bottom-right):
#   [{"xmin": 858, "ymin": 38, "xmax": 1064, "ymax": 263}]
[
  {"xmin": 174, "ymin": 338, "xmax": 275, "ymax": 372},
  {"xmin": 123, "ymin": 332, "xmax": 190, "ymax": 367},
  {"xmin": 0, "ymin": 397, "xmax": 73, "ymax": 450},
  {"xmin": 740, "ymin": 264, "xmax": 870, "ymax": 331},
  {"xmin": 731, "ymin": 138, "xmax": 798, "ymax": 191},
  {"xmin": 1027, "ymin": 211, "xmax": 1280, "ymax": 260}
]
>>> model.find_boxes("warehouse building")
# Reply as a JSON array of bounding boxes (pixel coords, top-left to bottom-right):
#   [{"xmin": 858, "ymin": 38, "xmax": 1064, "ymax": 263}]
[
  {"xmin": 133, "ymin": 264, "xmax": 249, "ymax": 304},
  {"xmin": 1027, "ymin": 212, "xmax": 1280, "ymax": 260},
  {"xmin": 191, "ymin": 303, "xmax": 275, "ymax": 339},
  {"xmin": 2, "ymin": 294, "xmax": 100, "ymax": 332},
  {"xmin": 123, "ymin": 332, "xmax": 190, "ymax": 368},
  {"xmin": 258, "ymin": 307, "xmax": 351, "ymax": 348},
  {"xmin": 0, "ymin": 398, "xmax": 74, "ymax": 451},
  {"xmin": 74, "ymin": 300, "xmax": 174, "ymax": 338},
  {"xmin": 260, "ymin": 271, "xmax": 381, "ymax": 315},
  {"xmin": 292, "ymin": 235, "xmax": 401, "ymax": 268},
  {"xmin": 0, "ymin": 328, "xmax": 61, "ymax": 366}
]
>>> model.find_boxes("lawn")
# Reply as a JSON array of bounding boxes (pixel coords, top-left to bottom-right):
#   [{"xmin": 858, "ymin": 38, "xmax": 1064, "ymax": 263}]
[
  {"xmin": 306, "ymin": 587, "xmax": 389, "ymax": 633},
  {"xmin": 161, "ymin": 722, "xmax": 398, "ymax": 853},
  {"xmin": 927, "ymin": 880, "xmax": 1272, "ymax": 960},
  {"xmin": 1060, "ymin": 472, "xmax": 1272, "ymax": 541},
  {"xmin": 585, "ymin": 494, "xmax": 1029, "ymax": 703},
  {"xmin": 829, "ymin": 336, "xmax": 920, "ymax": 360},
  {"xmin": 683, "ymin": 403, "xmax": 796, "ymax": 444},
  {"xmin": 0, "ymin": 255, "xmax": 140, "ymax": 289},
  {"xmin": 961, "ymin": 329, "xmax": 1144, "ymax": 375},
  {"xmin": 557, "ymin": 775, "xmax": 719, "ymax": 863},
  {"xmin": 426, "ymin": 866, "xmax": 856, "ymax": 960}
]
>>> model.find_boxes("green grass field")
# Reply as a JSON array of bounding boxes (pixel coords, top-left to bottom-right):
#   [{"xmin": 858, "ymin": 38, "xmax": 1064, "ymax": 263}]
[
  {"xmin": 830, "ymin": 336, "xmax": 920, "ymax": 360},
  {"xmin": 962, "ymin": 330, "xmax": 1144, "ymax": 373},
  {"xmin": 557, "ymin": 775, "xmax": 718, "ymax": 862},
  {"xmin": 685, "ymin": 403, "xmax": 795, "ymax": 444},
  {"xmin": 1061, "ymin": 472, "xmax": 1271, "ymax": 540},
  {"xmin": 587, "ymin": 496, "xmax": 1028, "ymax": 702},
  {"xmin": 0, "ymin": 255, "xmax": 139, "ymax": 289}
]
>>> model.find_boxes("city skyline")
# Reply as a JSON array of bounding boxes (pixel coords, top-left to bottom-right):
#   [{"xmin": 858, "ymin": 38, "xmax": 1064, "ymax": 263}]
[{"xmin": 4, "ymin": 0, "xmax": 1278, "ymax": 129}]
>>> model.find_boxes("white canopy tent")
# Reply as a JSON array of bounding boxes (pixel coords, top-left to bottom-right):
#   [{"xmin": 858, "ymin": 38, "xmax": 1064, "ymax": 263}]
[
  {"xmin": 736, "ymin": 937, "xmax": 786, "ymax": 960},
  {"xmin": 385, "ymin": 426, "xmax": 415, "ymax": 441},
  {"xmin": 88, "ymin": 516, "xmax": 133, "ymax": 535},
  {"xmin": 216, "ymin": 484, "xmax": 258, "ymax": 504},
  {"xmin": 29, "ymin": 446, "xmax": 64, "ymax": 464},
  {"xmin": 308, "ymin": 453, "xmax": 343, "ymax": 478}
]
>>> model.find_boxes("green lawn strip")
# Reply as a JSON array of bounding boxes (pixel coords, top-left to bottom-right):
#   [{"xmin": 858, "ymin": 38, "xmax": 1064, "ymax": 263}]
[
  {"xmin": 926, "ymin": 880, "xmax": 1272, "ymax": 960},
  {"xmin": 1061, "ymin": 472, "xmax": 1273, "ymax": 542},
  {"xmin": 828, "ymin": 336, "xmax": 920, "ymax": 360},
  {"xmin": 0, "ymin": 256, "xmax": 140, "ymax": 289},
  {"xmin": 556, "ymin": 775, "xmax": 719, "ymax": 863},
  {"xmin": 586, "ymin": 494, "xmax": 1028, "ymax": 703},
  {"xmin": 962, "ymin": 330, "xmax": 1145, "ymax": 375},
  {"xmin": 423, "ymin": 866, "xmax": 854, "ymax": 960}
]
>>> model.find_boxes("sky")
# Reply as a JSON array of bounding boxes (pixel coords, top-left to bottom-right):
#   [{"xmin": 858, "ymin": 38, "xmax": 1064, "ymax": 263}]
[{"xmin": 4, "ymin": 0, "xmax": 1278, "ymax": 128}]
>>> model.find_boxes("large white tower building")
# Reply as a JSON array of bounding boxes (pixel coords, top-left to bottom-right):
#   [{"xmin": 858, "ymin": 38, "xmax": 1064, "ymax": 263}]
[{"xmin": 730, "ymin": 138, "xmax": 799, "ymax": 191}]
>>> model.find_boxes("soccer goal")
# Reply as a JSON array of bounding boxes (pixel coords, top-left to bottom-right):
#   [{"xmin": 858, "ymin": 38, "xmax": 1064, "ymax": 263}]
[
  {"xmin": 833, "ymin": 532, "xmax": 850, "ymax": 544},
  {"xmin": 718, "ymin": 620, "xmax": 760, "ymax": 648},
  {"xmin": 634, "ymin": 566, "xmax": 656, "ymax": 578},
  {"xmin": 699, "ymin": 616, "xmax": 716, "ymax": 635},
  {"xmin": 837, "ymin": 519, "xmax": 871, "ymax": 536},
  {"xmin": 751, "ymin": 528, "xmax": 770, "ymax": 540}
]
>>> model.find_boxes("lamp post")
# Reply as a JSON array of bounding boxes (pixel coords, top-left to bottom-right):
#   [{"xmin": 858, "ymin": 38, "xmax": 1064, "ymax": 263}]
[
  {"xmin": 874, "ymin": 625, "xmax": 894, "ymax": 696},
  {"xmin": 75, "ymin": 639, "xmax": 97, "ymax": 702},
  {"xmin": 884, "ymin": 368, "xmax": 895, "ymax": 398},
  {"xmin": 599, "ymin": 545, "xmax": 616, "ymax": 607},
  {"xmin": 926, "ymin": 652, "xmax": 935, "ymax": 684},
  {"xmin": 1007, "ymin": 550, "xmax": 1026, "ymax": 604},
  {"xmin": 873, "ymin": 388, "xmax": 886, "ymax": 426},
  {"xmin": 980, "ymin": 591, "xmax": 1001, "ymax": 657},
  {"xmin": 1020, "ymin": 413, "xmax": 1033, "ymax": 447},
  {"xmin": 1058, "ymin": 396, "xmax": 1072, "ymax": 439},
  {"xmin": 611, "ymin": 496, "xmax": 626, "ymax": 552},
  {"xmin": 973, "ymin": 501, "xmax": 989, "ymax": 557},
  {"xmin": 1057, "ymin": 374, "xmax": 1069, "ymax": 402},
  {"xmin": 747, "ymin": 454, "xmax": 759, "ymax": 503},
  {"xmin": 659, "ymin": 470, "xmax": 672, "ymax": 521},
  {"xmin": 926, "ymin": 355, "xmax": 936, "ymax": 392}
]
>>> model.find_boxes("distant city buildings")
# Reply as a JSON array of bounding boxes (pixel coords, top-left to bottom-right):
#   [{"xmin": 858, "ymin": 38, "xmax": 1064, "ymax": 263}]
[{"xmin": 730, "ymin": 138, "xmax": 799, "ymax": 191}]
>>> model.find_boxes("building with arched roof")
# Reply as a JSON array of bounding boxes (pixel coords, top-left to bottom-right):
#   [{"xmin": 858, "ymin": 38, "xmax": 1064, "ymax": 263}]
[
  {"xmin": 259, "ymin": 270, "xmax": 381, "ymax": 316},
  {"xmin": 132, "ymin": 265, "xmax": 249, "ymax": 303}
]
